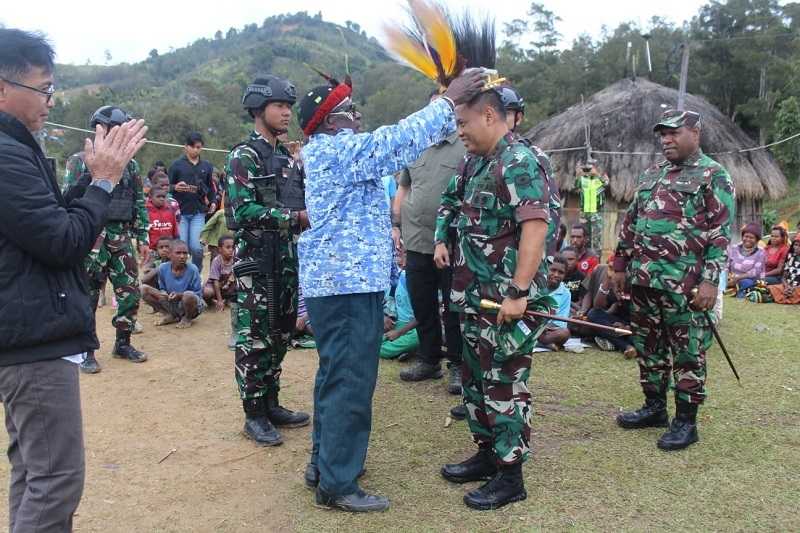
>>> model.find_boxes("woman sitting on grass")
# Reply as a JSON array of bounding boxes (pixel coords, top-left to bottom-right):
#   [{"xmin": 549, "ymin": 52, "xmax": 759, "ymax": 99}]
[
  {"xmin": 727, "ymin": 223, "xmax": 766, "ymax": 298},
  {"xmin": 767, "ymin": 236, "xmax": 800, "ymax": 305},
  {"xmin": 763, "ymin": 225, "xmax": 790, "ymax": 286}
]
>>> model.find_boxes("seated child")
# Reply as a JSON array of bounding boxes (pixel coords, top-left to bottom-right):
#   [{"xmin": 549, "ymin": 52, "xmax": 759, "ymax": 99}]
[
  {"xmin": 538, "ymin": 255, "xmax": 571, "ymax": 350},
  {"xmin": 203, "ymin": 236, "xmax": 236, "ymax": 311},
  {"xmin": 142, "ymin": 239, "xmax": 205, "ymax": 328},
  {"xmin": 379, "ymin": 252, "xmax": 419, "ymax": 360},
  {"xmin": 141, "ymin": 235, "xmax": 173, "ymax": 289},
  {"xmin": 146, "ymin": 186, "xmax": 179, "ymax": 250}
]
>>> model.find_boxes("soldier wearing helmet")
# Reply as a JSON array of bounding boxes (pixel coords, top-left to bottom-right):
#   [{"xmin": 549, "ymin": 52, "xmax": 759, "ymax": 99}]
[
  {"xmin": 498, "ymin": 85, "xmax": 562, "ymax": 257},
  {"xmin": 224, "ymin": 75, "xmax": 310, "ymax": 447},
  {"xmin": 62, "ymin": 105, "xmax": 149, "ymax": 373}
]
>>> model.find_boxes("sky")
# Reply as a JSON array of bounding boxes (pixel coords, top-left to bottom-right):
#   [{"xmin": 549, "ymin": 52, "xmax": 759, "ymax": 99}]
[{"xmin": 1, "ymin": 0, "xmax": 709, "ymax": 66}]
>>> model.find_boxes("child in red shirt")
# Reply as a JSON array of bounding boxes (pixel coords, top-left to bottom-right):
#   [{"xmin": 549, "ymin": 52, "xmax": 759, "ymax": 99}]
[{"xmin": 146, "ymin": 186, "xmax": 178, "ymax": 250}]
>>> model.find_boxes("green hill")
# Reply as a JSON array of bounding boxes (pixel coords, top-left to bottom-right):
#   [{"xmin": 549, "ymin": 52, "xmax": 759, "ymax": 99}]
[{"xmin": 46, "ymin": 11, "xmax": 433, "ymax": 174}]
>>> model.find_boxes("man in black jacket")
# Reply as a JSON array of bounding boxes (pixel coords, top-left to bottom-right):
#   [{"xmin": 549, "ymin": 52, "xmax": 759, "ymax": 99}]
[{"xmin": 0, "ymin": 29, "xmax": 147, "ymax": 532}]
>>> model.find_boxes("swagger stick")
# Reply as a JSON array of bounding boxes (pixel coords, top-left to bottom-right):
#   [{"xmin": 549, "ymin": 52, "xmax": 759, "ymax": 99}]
[{"xmin": 479, "ymin": 299, "xmax": 632, "ymax": 336}]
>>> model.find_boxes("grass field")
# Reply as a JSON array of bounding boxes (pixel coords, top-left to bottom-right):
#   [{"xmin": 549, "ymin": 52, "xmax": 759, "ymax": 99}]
[{"xmin": 291, "ymin": 297, "xmax": 799, "ymax": 532}]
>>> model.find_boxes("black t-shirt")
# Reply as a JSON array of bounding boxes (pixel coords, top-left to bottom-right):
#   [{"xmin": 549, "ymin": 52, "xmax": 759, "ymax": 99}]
[
  {"xmin": 564, "ymin": 270, "xmax": 586, "ymax": 303},
  {"xmin": 168, "ymin": 155, "xmax": 215, "ymax": 215}
]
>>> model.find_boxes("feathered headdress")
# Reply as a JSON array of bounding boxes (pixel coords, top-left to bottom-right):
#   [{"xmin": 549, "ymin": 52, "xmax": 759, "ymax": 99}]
[
  {"xmin": 298, "ymin": 65, "xmax": 353, "ymax": 136},
  {"xmin": 381, "ymin": 0, "xmax": 503, "ymax": 91}
]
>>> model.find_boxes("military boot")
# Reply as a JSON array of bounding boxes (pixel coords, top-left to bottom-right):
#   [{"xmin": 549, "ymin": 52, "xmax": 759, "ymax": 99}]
[
  {"xmin": 449, "ymin": 404, "xmax": 467, "ymax": 420},
  {"xmin": 616, "ymin": 390, "xmax": 668, "ymax": 429},
  {"xmin": 243, "ymin": 398, "xmax": 283, "ymax": 446},
  {"xmin": 447, "ymin": 363, "xmax": 462, "ymax": 395},
  {"xmin": 657, "ymin": 401, "xmax": 699, "ymax": 451},
  {"xmin": 80, "ymin": 351, "xmax": 101, "ymax": 374},
  {"xmin": 112, "ymin": 330, "xmax": 147, "ymax": 363},
  {"xmin": 265, "ymin": 391, "xmax": 310, "ymax": 428},
  {"xmin": 399, "ymin": 361, "xmax": 443, "ymax": 382},
  {"xmin": 441, "ymin": 444, "xmax": 497, "ymax": 483},
  {"xmin": 463, "ymin": 462, "xmax": 527, "ymax": 511}
]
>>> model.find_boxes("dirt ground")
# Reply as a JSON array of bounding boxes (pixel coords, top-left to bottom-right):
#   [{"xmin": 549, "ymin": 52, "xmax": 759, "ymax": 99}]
[{"xmin": 0, "ymin": 302, "xmax": 316, "ymax": 532}]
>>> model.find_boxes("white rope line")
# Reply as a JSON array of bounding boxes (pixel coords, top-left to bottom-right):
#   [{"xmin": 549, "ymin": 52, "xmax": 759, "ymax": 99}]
[
  {"xmin": 44, "ymin": 121, "xmax": 231, "ymax": 153},
  {"xmin": 46, "ymin": 120, "xmax": 800, "ymax": 158}
]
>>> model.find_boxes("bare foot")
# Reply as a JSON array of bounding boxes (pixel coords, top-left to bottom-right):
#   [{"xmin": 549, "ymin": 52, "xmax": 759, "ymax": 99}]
[
  {"xmin": 155, "ymin": 314, "xmax": 179, "ymax": 326},
  {"xmin": 623, "ymin": 346, "xmax": 637, "ymax": 359},
  {"xmin": 176, "ymin": 318, "xmax": 193, "ymax": 329}
]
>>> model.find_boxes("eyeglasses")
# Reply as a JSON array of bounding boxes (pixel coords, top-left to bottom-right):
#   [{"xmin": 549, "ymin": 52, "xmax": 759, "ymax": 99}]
[
  {"xmin": 329, "ymin": 98, "xmax": 358, "ymax": 121},
  {"xmin": 1, "ymin": 77, "xmax": 56, "ymax": 103}
]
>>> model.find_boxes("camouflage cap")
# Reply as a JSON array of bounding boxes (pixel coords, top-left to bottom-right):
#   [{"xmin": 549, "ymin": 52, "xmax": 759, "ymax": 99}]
[{"xmin": 653, "ymin": 109, "xmax": 701, "ymax": 131}]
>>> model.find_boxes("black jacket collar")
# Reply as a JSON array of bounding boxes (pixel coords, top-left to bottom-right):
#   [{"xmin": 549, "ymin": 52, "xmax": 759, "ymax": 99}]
[{"xmin": 0, "ymin": 111, "xmax": 42, "ymax": 154}]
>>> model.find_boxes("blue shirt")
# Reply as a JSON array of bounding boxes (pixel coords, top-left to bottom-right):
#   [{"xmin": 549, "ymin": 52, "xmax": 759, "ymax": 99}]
[
  {"xmin": 548, "ymin": 282, "xmax": 571, "ymax": 328},
  {"xmin": 158, "ymin": 262, "xmax": 202, "ymax": 297},
  {"xmin": 394, "ymin": 270, "xmax": 415, "ymax": 325},
  {"xmin": 298, "ymin": 98, "xmax": 456, "ymax": 298}
]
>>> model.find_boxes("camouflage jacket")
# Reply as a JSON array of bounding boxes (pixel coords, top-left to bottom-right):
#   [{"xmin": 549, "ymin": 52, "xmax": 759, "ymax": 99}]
[
  {"xmin": 517, "ymin": 136, "xmax": 561, "ymax": 254},
  {"xmin": 435, "ymin": 133, "xmax": 553, "ymax": 314},
  {"xmin": 224, "ymin": 131, "xmax": 301, "ymax": 258},
  {"xmin": 63, "ymin": 154, "xmax": 148, "ymax": 244},
  {"xmin": 613, "ymin": 150, "xmax": 735, "ymax": 294}
]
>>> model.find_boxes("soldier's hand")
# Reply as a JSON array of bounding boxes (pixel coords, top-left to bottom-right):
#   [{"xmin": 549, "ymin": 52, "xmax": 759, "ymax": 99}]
[
  {"xmin": 83, "ymin": 119, "xmax": 147, "ymax": 186},
  {"xmin": 297, "ymin": 210, "xmax": 310, "ymax": 230},
  {"xmin": 443, "ymin": 68, "xmax": 490, "ymax": 106},
  {"xmin": 610, "ymin": 271, "xmax": 627, "ymax": 298},
  {"xmin": 497, "ymin": 296, "xmax": 527, "ymax": 325},
  {"xmin": 391, "ymin": 227, "xmax": 403, "ymax": 254},
  {"xmin": 433, "ymin": 243, "xmax": 450, "ymax": 269},
  {"xmin": 691, "ymin": 281, "xmax": 717, "ymax": 311}
]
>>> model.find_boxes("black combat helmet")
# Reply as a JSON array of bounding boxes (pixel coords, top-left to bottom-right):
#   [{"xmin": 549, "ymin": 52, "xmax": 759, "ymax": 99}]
[
  {"xmin": 496, "ymin": 86, "xmax": 525, "ymax": 113},
  {"xmin": 89, "ymin": 105, "xmax": 131, "ymax": 128},
  {"xmin": 242, "ymin": 75, "xmax": 297, "ymax": 116}
]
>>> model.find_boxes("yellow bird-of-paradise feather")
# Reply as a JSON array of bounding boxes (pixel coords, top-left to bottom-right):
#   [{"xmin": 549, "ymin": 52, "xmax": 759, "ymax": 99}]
[
  {"xmin": 382, "ymin": 26, "xmax": 440, "ymax": 81},
  {"xmin": 407, "ymin": 0, "xmax": 457, "ymax": 76},
  {"xmin": 382, "ymin": 0, "xmax": 459, "ymax": 85}
]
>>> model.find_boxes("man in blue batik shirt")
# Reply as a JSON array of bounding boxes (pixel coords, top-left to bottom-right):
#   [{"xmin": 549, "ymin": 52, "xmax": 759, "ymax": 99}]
[{"xmin": 296, "ymin": 69, "xmax": 487, "ymax": 513}]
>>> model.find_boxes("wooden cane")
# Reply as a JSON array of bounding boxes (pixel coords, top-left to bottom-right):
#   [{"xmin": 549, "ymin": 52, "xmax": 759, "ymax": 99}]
[{"xmin": 479, "ymin": 299, "xmax": 633, "ymax": 336}]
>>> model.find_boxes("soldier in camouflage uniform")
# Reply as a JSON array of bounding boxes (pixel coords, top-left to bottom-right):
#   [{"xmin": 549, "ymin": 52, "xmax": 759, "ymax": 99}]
[
  {"xmin": 225, "ymin": 76, "xmax": 309, "ymax": 447},
  {"xmin": 497, "ymin": 85, "xmax": 561, "ymax": 255},
  {"xmin": 611, "ymin": 109, "xmax": 735, "ymax": 451},
  {"xmin": 63, "ymin": 106, "xmax": 149, "ymax": 373},
  {"xmin": 434, "ymin": 90, "xmax": 555, "ymax": 511}
]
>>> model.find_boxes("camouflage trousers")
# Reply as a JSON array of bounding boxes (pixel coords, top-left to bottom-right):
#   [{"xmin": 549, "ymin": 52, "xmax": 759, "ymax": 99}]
[
  {"xmin": 233, "ymin": 268, "xmax": 298, "ymax": 400},
  {"xmin": 630, "ymin": 285, "xmax": 712, "ymax": 404},
  {"xmin": 86, "ymin": 229, "xmax": 140, "ymax": 332},
  {"xmin": 461, "ymin": 312, "xmax": 547, "ymax": 465},
  {"xmin": 584, "ymin": 212, "xmax": 603, "ymax": 252}
]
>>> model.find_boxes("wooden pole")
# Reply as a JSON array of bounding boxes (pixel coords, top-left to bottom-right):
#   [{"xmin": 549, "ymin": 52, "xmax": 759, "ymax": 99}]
[{"xmin": 677, "ymin": 42, "xmax": 690, "ymax": 110}]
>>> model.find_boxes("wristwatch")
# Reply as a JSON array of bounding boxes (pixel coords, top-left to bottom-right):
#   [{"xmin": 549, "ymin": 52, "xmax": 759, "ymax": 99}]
[
  {"xmin": 90, "ymin": 178, "xmax": 114, "ymax": 194},
  {"xmin": 505, "ymin": 283, "xmax": 530, "ymax": 300}
]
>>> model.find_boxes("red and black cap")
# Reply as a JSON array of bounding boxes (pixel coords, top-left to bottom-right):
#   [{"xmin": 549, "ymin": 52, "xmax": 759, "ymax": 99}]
[{"xmin": 297, "ymin": 72, "xmax": 352, "ymax": 136}]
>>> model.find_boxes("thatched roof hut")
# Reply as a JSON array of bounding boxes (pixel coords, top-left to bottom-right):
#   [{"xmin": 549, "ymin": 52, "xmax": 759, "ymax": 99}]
[{"xmin": 525, "ymin": 77, "xmax": 788, "ymax": 203}]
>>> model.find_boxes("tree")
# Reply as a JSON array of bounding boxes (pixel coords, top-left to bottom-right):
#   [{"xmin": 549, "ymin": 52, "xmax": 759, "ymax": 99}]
[
  {"xmin": 773, "ymin": 96, "xmax": 800, "ymax": 180},
  {"xmin": 149, "ymin": 49, "xmax": 159, "ymax": 60},
  {"xmin": 214, "ymin": 30, "xmax": 223, "ymax": 40},
  {"xmin": 104, "ymin": 50, "xmax": 112, "ymax": 64}
]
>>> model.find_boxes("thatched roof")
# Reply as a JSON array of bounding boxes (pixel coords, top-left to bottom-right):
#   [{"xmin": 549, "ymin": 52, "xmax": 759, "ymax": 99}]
[{"xmin": 524, "ymin": 77, "xmax": 788, "ymax": 201}]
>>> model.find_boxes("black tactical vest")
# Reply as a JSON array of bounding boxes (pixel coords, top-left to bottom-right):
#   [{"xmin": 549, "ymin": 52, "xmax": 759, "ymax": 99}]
[
  {"xmin": 106, "ymin": 165, "xmax": 137, "ymax": 222},
  {"xmin": 225, "ymin": 138, "xmax": 305, "ymax": 230}
]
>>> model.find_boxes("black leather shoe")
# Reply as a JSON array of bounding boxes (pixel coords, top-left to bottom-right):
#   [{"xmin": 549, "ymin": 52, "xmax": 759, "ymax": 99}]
[
  {"xmin": 450, "ymin": 405, "xmax": 467, "ymax": 420},
  {"xmin": 243, "ymin": 416, "xmax": 283, "ymax": 446},
  {"xmin": 441, "ymin": 447, "xmax": 497, "ymax": 483},
  {"xmin": 315, "ymin": 488, "xmax": 389, "ymax": 513},
  {"xmin": 463, "ymin": 463, "xmax": 527, "ymax": 511},
  {"xmin": 616, "ymin": 393, "xmax": 668, "ymax": 429},
  {"xmin": 304, "ymin": 463, "xmax": 367, "ymax": 490},
  {"xmin": 112, "ymin": 331, "xmax": 147, "ymax": 363},
  {"xmin": 80, "ymin": 351, "xmax": 101, "ymax": 374},
  {"xmin": 447, "ymin": 364, "xmax": 462, "ymax": 395},
  {"xmin": 657, "ymin": 402, "xmax": 699, "ymax": 451},
  {"xmin": 266, "ymin": 405, "xmax": 310, "ymax": 428},
  {"xmin": 399, "ymin": 361, "xmax": 443, "ymax": 382}
]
